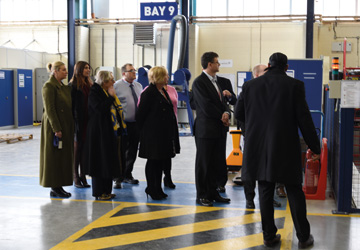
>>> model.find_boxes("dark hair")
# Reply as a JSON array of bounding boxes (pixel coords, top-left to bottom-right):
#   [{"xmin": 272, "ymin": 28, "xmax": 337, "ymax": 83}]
[
  {"xmin": 121, "ymin": 63, "xmax": 133, "ymax": 74},
  {"xmin": 70, "ymin": 61, "xmax": 92, "ymax": 89},
  {"xmin": 201, "ymin": 52, "xmax": 219, "ymax": 69}
]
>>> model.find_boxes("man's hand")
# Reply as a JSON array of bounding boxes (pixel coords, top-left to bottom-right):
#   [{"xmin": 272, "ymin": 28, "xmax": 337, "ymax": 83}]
[
  {"xmin": 311, "ymin": 154, "xmax": 320, "ymax": 161},
  {"xmin": 222, "ymin": 90, "xmax": 231, "ymax": 98},
  {"xmin": 221, "ymin": 112, "xmax": 230, "ymax": 127}
]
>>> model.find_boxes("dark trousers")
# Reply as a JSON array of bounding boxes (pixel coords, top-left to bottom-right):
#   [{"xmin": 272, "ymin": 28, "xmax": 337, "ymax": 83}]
[
  {"xmin": 145, "ymin": 159, "xmax": 167, "ymax": 195},
  {"xmin": 162, "ymin": 158, "xmax": 172, "ymax": 178},
  {"xmin": 258, "ymin": 181, "xmax": 310, "ymax": 242},
  {"xmin": 122, "ymin": 122, "xmax": 139, "ymax": 179},
  {"xmin": 92, "ymin": 176, "xmax": 112, "ymax": 197},
  {"xmin": 73, "ymin": 141, "xmax": 85, "ymax": 179},
  {"xmin": 216, "ymin": 134, "xmax": 228, "ymax": 187},
  {"xmin": 244, "ymin": 181, "xmax": 256, "ymax": 201},
  {"xmin": 195, "ymin": 137, "xmax": 222, "ymax": 199},
  {"xmin": 114, "ymin": 135, "xmax": 126, "ymax": 182}
]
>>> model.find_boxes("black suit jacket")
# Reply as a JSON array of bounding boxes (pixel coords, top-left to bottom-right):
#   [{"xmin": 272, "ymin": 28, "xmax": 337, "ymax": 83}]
[
  {"xmin": 217, "ymin": 76, "xmax": 237, "ymax": 105},
  {"xmin": 234, "ymin": 68, "xmax": 320, "ymax": 184},
  {"xmin": 192, "ymin": 72, "xmax": 230, "ymax": 138}
]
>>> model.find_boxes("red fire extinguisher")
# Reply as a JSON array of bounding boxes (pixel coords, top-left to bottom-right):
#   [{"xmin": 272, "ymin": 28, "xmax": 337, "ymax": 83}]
[{"xmin": 303, "ymin": 149, "xmax": 320, "ymax": 194}]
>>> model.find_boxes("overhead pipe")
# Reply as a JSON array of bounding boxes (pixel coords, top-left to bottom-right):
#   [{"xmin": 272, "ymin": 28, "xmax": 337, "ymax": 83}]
[{"xmin": 166, "ymin": 14, "xmax": 188, "ymax": 75}]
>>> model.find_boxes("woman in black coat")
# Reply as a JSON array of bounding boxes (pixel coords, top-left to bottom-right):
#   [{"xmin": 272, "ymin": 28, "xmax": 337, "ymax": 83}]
[
  {"xmin": 83, "ymin": 71, "xmax": 123, "ymax": 200},
  {"xmin": 136, "ymin": 66, "xmax": 180, "ymax": 200},
  {"xmin": 69, "ymin": 61, "xmax": 92, "ymax": 188}
]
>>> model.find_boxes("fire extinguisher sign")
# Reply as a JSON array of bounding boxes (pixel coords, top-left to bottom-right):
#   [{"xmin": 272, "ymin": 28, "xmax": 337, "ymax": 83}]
[{"xmin": 140, "ymin": 2, "xmax": 178, "ymax": 21}]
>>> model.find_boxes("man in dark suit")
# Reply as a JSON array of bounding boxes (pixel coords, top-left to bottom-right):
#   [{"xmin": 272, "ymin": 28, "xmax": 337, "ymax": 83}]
[
  {"xmin": 235, "ymin": 52, "xmax": 320, "ymax": 248},
  {"xmin": 192, "ymin": 52, "xmax": 231, "ymax": 207},
  {"xmin": 216, "ymin": 76, "xmax": 237, "ymax": 193}
]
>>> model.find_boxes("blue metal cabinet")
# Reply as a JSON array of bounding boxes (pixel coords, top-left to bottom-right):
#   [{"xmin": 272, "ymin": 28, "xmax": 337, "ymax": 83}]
[
  {"xmin": 0, "ymin": 70, "xmax": 14, "ymax": 127},
  {"xmin": 14, "ymin": 69, "xmax": 33, "ymax": 127}
]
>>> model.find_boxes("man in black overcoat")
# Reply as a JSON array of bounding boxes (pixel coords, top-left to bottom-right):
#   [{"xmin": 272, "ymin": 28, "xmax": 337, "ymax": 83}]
[
  {"xmin": 234, "ymin": 52, "xmax": 320, "ymax": 248},
  {"xmin": 192, "ymin": 51, "xmax": 231, "ymax": 207}
]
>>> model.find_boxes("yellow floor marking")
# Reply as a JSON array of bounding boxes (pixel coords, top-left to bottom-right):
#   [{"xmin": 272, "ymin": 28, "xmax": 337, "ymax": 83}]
[
  {"xmin": 52, "ymin": 204, "xmax": 286, "ymax": 250},
  {"xmin": 92, "ymin": 206, "xmax": 223, "ymax": 228},
  {"xmin": 280, "ymin": 200, "xmax": 294, "ymax": 250},
  {"xmin": 176, "ymin": 232, "xmax": 265, "ymax": 250}
]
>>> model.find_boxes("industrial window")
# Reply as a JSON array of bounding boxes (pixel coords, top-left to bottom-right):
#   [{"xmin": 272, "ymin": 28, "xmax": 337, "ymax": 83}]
[
  {"xmin": 0, "ymin": 0, "xmax": 66, "ymax": 21},
  {"xmin": 195, "ymin": 0, "xmax": 360, "ymax": 16}
]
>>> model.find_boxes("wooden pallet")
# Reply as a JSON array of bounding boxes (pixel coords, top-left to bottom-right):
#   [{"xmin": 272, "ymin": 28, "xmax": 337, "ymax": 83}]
[{"xmin": 0, "ymin": 134, "xmax": 33, "ymax": 144}]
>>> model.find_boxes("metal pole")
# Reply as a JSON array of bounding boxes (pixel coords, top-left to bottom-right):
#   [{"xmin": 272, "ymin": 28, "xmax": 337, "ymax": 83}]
[
  {"xmin": 180, "ymin": 0, "xmax": 189, "ymax": 68},
  {"xmin": 67, "ymin": 0, "xmax": 76, "ymax": 80},
  {"xmin": 306, "ymin": 0, "xmax": 314, "ymax": 58}
]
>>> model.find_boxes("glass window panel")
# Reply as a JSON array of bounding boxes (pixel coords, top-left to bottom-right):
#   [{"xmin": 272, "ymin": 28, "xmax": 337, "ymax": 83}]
[
  {"xmin": 53, "ymin": 0, "xmax": 67, "ymax": 20},
  {"xmin": 259, "ymin": 0, "xmax": 274, "ymax": 15},
  {"xmin": 323, "ymin": 0, "xmax": 340, "ymax": 16},
  {"xmin": 314, "ymin": 0, "xmax": 323, "ymax": 15},
  {"xmin": 14, "ymin": 0, "xmax": 27, "ymax": 21},
  {"xmin": 291, "ymin": 0, "xmax": 307, "ymax": 15},
  {"xmin": 212, "ymin": 0, "xmax": 227, "ymax": 16},
  {"xmin": 0, "ymin": 0, "xmax": 14, "ymax": 21},
  {"xmin": 275, "ymin": 0, "xmax": 290, "ymax": 15},
  {"xmin": 228, "ymin": 0, "xmax": 244, "ymax": 16},
  {"xmin": 244, "ymin": 0, "xmax": 259, "ymax": 16},
  {"xmin": 196, "ymin": 0, "xmax": 211, "ymax": 16},
  {"xmin": 339, "ymin": 0, "xmax": 356, "ymax": 16}
]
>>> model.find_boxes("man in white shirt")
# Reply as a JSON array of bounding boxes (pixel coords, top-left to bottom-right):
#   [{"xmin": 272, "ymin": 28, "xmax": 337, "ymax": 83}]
[{"xmin": 113, "ymin": 63, "xmax": 143, "ymax": 188}]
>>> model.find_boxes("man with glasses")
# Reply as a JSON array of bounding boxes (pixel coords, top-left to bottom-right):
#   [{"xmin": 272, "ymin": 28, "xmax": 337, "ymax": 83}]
[
  {"xmin": 191, "ymin": 52, "xmax": 231, "ymax": 207},
  {"xmin": 114, "ymin": 63, "xmax": 143, "ymax": 188}
]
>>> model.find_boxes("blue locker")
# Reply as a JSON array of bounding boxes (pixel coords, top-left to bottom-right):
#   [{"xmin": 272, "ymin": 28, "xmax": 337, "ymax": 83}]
[
  {"xmin": 0, "ymin": 70, "xmax": 14, "ymax": 127},
  {"xmin": 14, "ymin": 69, "xmax": 33, "ymax": 127},
  {"xmin": 287, "ymin": 59, "xmax": 323, "ymax": 135}
]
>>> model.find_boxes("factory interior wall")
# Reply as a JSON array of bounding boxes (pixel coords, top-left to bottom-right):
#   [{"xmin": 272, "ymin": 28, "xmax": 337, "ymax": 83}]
[{"xmin": 1, "ymin": 21, "xmax": 360, "ymax": 120}]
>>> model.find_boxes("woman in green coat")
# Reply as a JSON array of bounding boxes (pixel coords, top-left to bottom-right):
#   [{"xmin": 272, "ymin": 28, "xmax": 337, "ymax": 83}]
[{"xmin": 40, "ymin": 61, "xmax": 74, "ymax": 198}]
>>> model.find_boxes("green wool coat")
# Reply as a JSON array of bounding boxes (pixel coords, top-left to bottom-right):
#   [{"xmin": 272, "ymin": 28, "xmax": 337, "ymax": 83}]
[{"xmin": 39, "ymin": 75, "xmax": 74, "ymax": 187}]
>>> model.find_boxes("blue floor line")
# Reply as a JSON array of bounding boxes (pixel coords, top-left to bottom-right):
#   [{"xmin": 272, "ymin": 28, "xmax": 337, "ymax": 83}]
[{"xmin": 0, "ymin": 175, "xmax": 287, "ymax": 209}]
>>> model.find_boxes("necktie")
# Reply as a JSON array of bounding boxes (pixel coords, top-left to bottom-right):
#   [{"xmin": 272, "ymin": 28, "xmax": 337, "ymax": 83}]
[
  {"xmin": 130, "ymin": 84, "xmax": 138, "ymax": 112},
  {"xmin": 214, "ymin": 79, "xmax": 221, "ymax": 100}
]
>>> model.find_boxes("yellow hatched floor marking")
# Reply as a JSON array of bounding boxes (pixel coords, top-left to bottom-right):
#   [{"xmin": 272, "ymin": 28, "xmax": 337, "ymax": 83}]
[
  {"xmin": 52, "ymin": 202, "xmax": 287, "ymax": 250},
  {"xmin": 92, "ymin": 206, "xmax": 223, "ymax": 228},
  {"xmin": 280, "ymin": 200, "xmax": 295, "ymax": 250}
]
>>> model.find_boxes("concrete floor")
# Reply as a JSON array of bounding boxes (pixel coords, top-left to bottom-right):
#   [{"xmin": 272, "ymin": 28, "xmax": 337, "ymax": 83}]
[{"xmin": 1, "ymin": 126, "xmax": 360, "ymax": 250}]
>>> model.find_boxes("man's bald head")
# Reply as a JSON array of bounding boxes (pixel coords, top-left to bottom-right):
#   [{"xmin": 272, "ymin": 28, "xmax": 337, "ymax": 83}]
[{"xmin": 252, "ymin": 64, "xmax": 267, "ymax": 78}]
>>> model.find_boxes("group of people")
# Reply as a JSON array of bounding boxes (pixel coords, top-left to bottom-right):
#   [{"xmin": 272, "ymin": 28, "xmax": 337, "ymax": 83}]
[
  {"xmin": 39, "ymin": 50, "xmax": 320, "ymax": 248},
  {"xmin": 191, "ymin": 51, "xmax": 320, "ymax": 249},
  {"xmin": 39, "ymin": 61, "xmax": 179, "ymax": 201}
]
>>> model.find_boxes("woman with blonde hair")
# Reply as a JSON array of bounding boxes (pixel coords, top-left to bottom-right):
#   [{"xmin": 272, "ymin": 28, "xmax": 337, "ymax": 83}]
[
  {"xmin": 136, "ymin": 66, "xmax": 180, "ymax": 200},
  {"xmin": 40, "ymin": 61, "xmax": 74, "ymax": 198},
  {"xmin": 83, "ymin": 71, "xmax": 126, "ymax": 200},
  {"xmin": 69, "ymin": 61, "xmax": 92, "ymax": 188}
]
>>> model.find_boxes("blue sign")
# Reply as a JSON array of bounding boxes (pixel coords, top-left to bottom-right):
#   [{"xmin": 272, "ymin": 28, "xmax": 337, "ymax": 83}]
[{"xmin": 140, "ymin": 2, "xmax": 177, "ymax": 21}]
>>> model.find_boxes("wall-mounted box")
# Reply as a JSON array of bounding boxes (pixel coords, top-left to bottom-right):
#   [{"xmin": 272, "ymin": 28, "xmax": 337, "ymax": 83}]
[
  {"xmin": 332, "ymin": 42, "xmax": 352, "ymax": 52},
  {"xmin": 329, "ymin": 80, "xmax": 341, "ymax": 99}
]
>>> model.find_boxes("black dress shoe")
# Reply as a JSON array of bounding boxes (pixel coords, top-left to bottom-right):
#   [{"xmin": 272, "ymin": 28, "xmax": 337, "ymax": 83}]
[
  {"xmin": 216, "ymin": 186, "xmax": 226, "ymax": 193},
  {"xmin": 50, "ymin": 188, "xmax": 70, "ymax": 198},
  {"xmin": 264, "ymin": 234, "xmax": 281, "ymax": 247},
  {"xmin": 113, "ymin": 181, "xmax": 122, "ymax": 189},
  {"xmin": 60, "ymin": 187, "xmax": 71, "ymax": 197},
  {"xmin": 196, "ymin": 198, "xmax": 213, "ymax": 207},
  {"xmin": 213, "ymin": 194, "xmax": 230, "ymax": 203},
  {"xmin": 298, "ymin": 234, "xmax": 314, "ymax": 249},
  {"xmin": 123, "ymin": 177, "xmax": 139, "ymax": 184},
  {"xmin": 273, "ymin": 199, "xmax": 281, "ymax": 207},
  {"xmin": 246, "ymin": 200, "xmax": 255, "ymax": 209}
]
